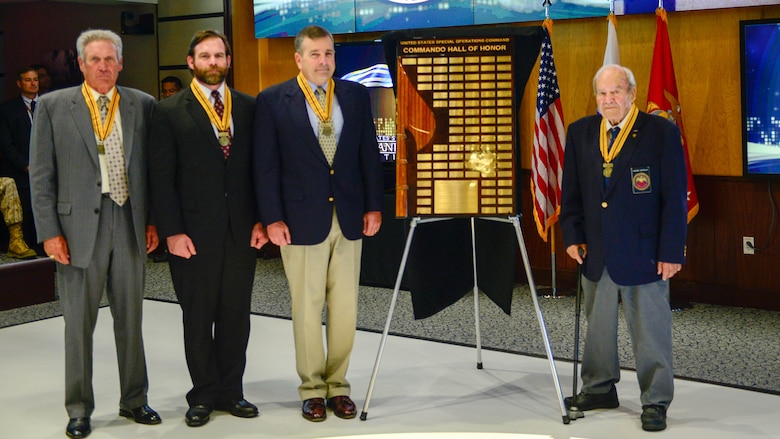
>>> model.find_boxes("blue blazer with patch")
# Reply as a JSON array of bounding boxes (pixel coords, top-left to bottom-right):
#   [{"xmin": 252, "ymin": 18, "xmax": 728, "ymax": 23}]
[
  {"xmin": 559, "ymin": 111, "xmax": 688, "ymax": 286},
  {"xmin": 253, "ymin": 77, "xmax": 384, "ymax": 245}
]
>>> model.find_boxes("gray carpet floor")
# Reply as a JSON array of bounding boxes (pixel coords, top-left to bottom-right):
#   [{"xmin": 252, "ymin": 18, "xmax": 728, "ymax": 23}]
[{"xmin": 2, "ymin": 256, "xmax": 779, "ymax": 395}]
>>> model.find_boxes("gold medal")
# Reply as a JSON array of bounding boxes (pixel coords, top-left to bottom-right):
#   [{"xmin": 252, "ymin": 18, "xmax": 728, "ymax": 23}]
[
  {"xmin": 603, "ymin": 162, "xmax": 613, "ymax": 178},
  {"xmin": 97, "ymin": 142, "xmax": 105, "ymax": 155},
  {"xmin": 189, "ymin": 80, "xmax": 232, "ymax": 144},
  {"xmin": 599, "ymin": 104, "xmax": 639, "ymax": 180},
  {"xmin": 321, "ymin": 121, "xmax": 333, "ymax": 137},
  {"xmin": 218, "ymin": 131, "xmax": 230, "ymax": 146},
  {"xmin": 297, "ymin": 73, "xmax": 335, "ymax": 133}
]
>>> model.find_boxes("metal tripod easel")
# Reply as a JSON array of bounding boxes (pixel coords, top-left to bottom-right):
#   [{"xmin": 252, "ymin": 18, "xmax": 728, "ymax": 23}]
[{"xmin": 359, "ymin": 215, "xmax": 572, "ymax": 424}]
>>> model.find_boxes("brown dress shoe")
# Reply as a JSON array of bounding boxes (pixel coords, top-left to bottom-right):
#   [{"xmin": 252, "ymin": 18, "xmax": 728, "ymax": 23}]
[
  {"xmin": 302, "ymin": 398, "xmax": 326, "ymax": 422},
  {"xmin": 327, "ymin": 395, "xmax": 357, "ymax": 419}
]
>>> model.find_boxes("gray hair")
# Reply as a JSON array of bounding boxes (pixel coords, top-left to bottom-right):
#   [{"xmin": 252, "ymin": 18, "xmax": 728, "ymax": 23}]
[
  {"xmin": 592, "ymin": 64, "xmax": 636, "ymax": 95},
  {"xmin": 76, "ymin": 29, "xmax": 123, "ymax": 60},
  {"xmin": 294, "ymin": 25, "xmax": 333, "ymax": 54}
]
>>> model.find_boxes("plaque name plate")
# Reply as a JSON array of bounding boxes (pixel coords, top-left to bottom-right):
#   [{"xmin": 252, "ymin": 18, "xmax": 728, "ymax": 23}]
[{"xmin": 395, "ymin": 36, "xmax": 517, "ymax": 217}]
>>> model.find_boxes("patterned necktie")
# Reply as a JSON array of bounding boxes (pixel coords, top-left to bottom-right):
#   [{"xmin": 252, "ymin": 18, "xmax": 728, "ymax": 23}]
[
  {"xmin": 316, "ymin": 87, "xmax": 337, "ymax": 165},
  {"xmin": 211, "ymin": 90, "xmax": 231, "ymax": 159},
  {"xmin": 98, "ymin": 95, "xmax": 129, "ymax": 206},
  {"xmin": 608, "ymin": 126, "xmax": 620, "ymax": 153}
]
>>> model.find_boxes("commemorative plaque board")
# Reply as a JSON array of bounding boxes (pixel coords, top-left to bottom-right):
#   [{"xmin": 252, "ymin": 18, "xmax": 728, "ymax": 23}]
[{"xmin": 395, "ymin": 36, "xmax": 516, "ymax": 217}]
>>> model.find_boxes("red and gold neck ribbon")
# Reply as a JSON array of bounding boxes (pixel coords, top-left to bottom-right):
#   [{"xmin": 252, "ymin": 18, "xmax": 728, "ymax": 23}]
[
  {"xmin": 81, "ymin": 82, "xmax": 120, "ymax": 144},
  {"xmin": 189, "ymin": 78, "xmax": 232, "ymax": 134},
  {"xmin": 600, "ymin": 103, "xmax": 639, "ymax": 164},
  {"xmin": 297, "ymin": 73, "xmax": 334, "ymax": 124}
]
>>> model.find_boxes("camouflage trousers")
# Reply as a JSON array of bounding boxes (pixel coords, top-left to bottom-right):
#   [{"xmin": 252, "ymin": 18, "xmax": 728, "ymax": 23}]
[{"xmin": 0, "ymin": 177, "xmax": 23, "ymax": 226}]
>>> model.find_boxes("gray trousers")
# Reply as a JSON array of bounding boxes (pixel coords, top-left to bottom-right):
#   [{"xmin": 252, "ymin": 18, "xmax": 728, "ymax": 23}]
[
  {"xmin": 580, "ymin": 267, "xmax": 674, "ymax": 408},
  {"xmin": 58, "ymin": 196, "xmax": 148, "ymax": 418}
]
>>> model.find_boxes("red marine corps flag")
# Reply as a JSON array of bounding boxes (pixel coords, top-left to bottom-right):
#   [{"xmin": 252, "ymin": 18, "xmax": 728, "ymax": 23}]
[
  {"xmin": 647, "ymin": 6, "xmax": 699, "ymax": 223},
  {"xmin": 531, "ymin": 18, "xmax": 566, "ymax": 242}
]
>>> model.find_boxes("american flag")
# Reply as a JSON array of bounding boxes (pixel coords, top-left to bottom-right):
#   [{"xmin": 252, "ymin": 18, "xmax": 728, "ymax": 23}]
[{"xmin": 531, "ymin": 27, "xmax": 566, "ymax": 242}]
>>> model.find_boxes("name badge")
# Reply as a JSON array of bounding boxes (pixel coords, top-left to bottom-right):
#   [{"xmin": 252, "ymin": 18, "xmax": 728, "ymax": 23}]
[{"xmin": 631, "ymin": 167, "xmax": 652, "ymax": 194}]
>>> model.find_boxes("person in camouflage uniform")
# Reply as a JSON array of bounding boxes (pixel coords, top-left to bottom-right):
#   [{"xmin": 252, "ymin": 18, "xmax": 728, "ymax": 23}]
[{"xmin": 0, "ymin": 176, "xmax": 37, "ymax": 259}]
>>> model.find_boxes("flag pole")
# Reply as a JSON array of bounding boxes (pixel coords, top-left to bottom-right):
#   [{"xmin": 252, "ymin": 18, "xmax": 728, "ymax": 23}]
[{"xmin": 535, "ymin": 2, "xmax": 571, "ymax": 298}]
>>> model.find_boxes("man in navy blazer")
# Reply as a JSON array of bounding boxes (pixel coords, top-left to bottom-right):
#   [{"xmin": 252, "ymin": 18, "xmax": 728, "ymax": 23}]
[
  {"xmin": 0, "ymin": 65, "xmax": 40, "ymax": 248},
  {"xmin": 253, "ymin": 25, "xmax": 384, "ymax": 422},
  {"xmin": 559, "ymin": 64, "xmax": 687, "ymax": 432}
]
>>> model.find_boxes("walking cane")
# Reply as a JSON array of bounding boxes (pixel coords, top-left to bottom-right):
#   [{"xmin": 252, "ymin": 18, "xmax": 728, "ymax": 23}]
[{"xmin": 568, "ymin": 247, "xmax": 585, "ymax": 420}]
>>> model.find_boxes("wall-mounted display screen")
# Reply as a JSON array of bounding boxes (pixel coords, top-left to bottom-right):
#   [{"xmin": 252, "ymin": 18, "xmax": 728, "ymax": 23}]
[
  {"xmin": 334, "ymin": 40, "xmax": 396, "ymax": 164},
  {"xmin": 740, "ymin": 18, "xmax": 780, "ymax": 177},
  {"xmin": 253, "ymin": 0, "xmax": 766, "ymax": 39}
]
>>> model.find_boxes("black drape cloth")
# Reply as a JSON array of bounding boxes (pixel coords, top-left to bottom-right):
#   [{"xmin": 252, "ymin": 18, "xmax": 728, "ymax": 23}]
[{"xmin": 360, "ymin": 26, "xmax": 544, "ymax": 319}]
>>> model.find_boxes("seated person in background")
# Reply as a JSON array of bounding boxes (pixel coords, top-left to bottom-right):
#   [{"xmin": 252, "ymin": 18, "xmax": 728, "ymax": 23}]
[
  {"xmin": 0, "ymin": 176, "xmax": 37, "ymax": 259},
  {"xmin": 160, "ymin": 76, "xmax": 182, "ymax": 99}
]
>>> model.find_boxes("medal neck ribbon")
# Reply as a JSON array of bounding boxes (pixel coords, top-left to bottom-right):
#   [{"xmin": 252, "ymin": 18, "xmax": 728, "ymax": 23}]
[
  {"xmin": 81, "ymin": 83, "xmax": 120, "ymax": 143},
  {"xmin": 190, "ymin": 79, "xmax": 231, "ymax": 134},
  {"xmin": 297, "ymin": 73, "xmax": 334, "ymax": 123},
  {"xmin": 600, "ymin": 103, "xmax": 639, "ymax": 164}
]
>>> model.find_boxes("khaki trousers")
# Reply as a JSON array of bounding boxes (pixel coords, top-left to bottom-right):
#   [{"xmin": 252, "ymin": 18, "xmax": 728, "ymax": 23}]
[{"xmin": 281, "ymin": 212, "xmax": 362, "ymax": 401}]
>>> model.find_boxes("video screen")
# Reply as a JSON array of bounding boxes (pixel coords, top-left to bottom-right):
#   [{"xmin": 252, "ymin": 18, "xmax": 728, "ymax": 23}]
[
  {"xmin": 253, "ymin": 0, "xmax": 355, "ymax": 38},
  {"xmin": 254, "ymin": 0, "xmax": 766, "ymax": 39},
  {"xmin": 334, "ymin": 40, "xmax": 396, "ymax": 164},
  {"xmin": 740, "ymin": 19, "xmax": 780, "ymax": 176},
  {"xmin": 355, "ymin": 0, "xmax": 473, "ymax": 33}
]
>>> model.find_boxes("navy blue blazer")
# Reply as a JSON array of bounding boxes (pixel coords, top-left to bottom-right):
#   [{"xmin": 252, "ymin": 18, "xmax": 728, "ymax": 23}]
[
  {"xmin": 0, "ymin": 95, "xmax": 33, "ymax": 186},
  {"xmin": 559, "ymin": 111, "xmax": 688, "ymax": 286},
  {"xmin": 253, "ymin": 77, "xmax": 384, "ymax": 245}
]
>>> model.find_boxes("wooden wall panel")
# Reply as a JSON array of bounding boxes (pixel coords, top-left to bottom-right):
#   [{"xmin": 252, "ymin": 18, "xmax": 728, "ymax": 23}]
[
  {"xmin": 235, "ymin": 1, "xmax": 780, "ymax": 309},
  {"xmin": 230, "ymin": 0, "xmax": 259, "ymax": 95}
]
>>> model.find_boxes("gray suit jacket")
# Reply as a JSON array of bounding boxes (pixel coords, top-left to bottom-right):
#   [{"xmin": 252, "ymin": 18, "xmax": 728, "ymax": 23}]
[{"xmin": 29, "ymin": 84, "xmax": 155, "ymax": 268}]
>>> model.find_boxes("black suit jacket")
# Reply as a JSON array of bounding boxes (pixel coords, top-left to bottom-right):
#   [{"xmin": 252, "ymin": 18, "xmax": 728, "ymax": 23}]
[
  {"xmin": 148, "ymin": 87, "xmax": 258, "ymax": 248},
  {"xmin": 0, "ymin": 95, "xmax": 33, "ymax": 187},
  {"xmin": 253, "ymin": 77, "xmax": 384, "ymax": 245}
]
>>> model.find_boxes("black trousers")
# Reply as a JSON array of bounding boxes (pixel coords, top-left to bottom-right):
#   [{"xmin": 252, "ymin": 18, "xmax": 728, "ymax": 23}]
[{"xmin": 168, "ymin": 228, "xmax": 257, "ymax": 406}]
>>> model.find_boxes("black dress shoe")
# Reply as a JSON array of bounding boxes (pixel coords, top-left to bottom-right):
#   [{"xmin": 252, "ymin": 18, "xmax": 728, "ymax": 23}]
[
  {"xmin": 216, "ymin": 399, "xmax": 259, "ymax": 418},
  {"xmin": 302, "ymin": 398, "xmax": 326, "ymax": 422},
  {"xmin": 119, "ymin": 404, "xmax": 162, "ymax": 425},
  {"xmin": 641, "ymin": 405, "xmax": 667, "ymax": 431},
  {"xmin": 66, "ymin": 417, "xmax": 91, "ymax": 438},
  {"xmin": 564, "ymin": 385, "xmax": 619, "ymax": 411},
  {"xmin": 185, "ymin": 404, "xmax": 212, "ymax": 427},
  {"xmin": 327, "ymin": 395, "xmax": 357, "ymax": 419}
]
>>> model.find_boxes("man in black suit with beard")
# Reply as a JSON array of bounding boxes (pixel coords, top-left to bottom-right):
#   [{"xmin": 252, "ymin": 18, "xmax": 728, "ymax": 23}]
[{"xmin": 147, "ymin": 30, "xmax": 268, "ymax": 427}]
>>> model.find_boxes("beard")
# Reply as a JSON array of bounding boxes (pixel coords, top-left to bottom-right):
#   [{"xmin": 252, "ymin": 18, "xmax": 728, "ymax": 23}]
[{"xmin": 193, "ymin": 64, "xmax": 228, "ymax": 85}]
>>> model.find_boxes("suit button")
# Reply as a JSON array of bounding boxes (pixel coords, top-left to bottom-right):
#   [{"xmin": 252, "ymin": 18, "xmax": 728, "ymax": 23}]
[
  {"xmin": 330, "ymin": 169, "xmax": 335, "ymax": 175},
  {"xmin": 328, "ymin": 197, "xmax": 334, "ymax": 202},
  {"xmin": 601, "ymin": 202, "xmax": 608, "ymax": 208},
  {"xmin": 94, "ymin": 208, "xmax": 100, "ymax": 214}
]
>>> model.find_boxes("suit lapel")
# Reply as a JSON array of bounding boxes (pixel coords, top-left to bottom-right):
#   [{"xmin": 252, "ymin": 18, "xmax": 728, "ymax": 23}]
[
  {"xmin": 285, "ymin": 80, "xmax": 328, "ymax": 166},
  {"xmin": 70, "ymin": 87, "xmax": 100, "ymax": 166},
  {"xmin": 117, "ymin": 87, "xmax": 135, "ymax": 163},
  {"xmin": 230, "ymin": 89, "xmax": 248, "ymax": 148},
  {"xmin": 15, "ymin": 96, "xmax": 32, "ymax": 131},
  {"xmin": 184, "ymin": 88, "xmax": 225, "ymax": 160}
]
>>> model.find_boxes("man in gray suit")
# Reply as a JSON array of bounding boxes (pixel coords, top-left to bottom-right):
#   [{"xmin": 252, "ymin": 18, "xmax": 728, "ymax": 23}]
[{"xmin": 30, "ymin": 29, "xmax": 161, "ymax": 439}]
